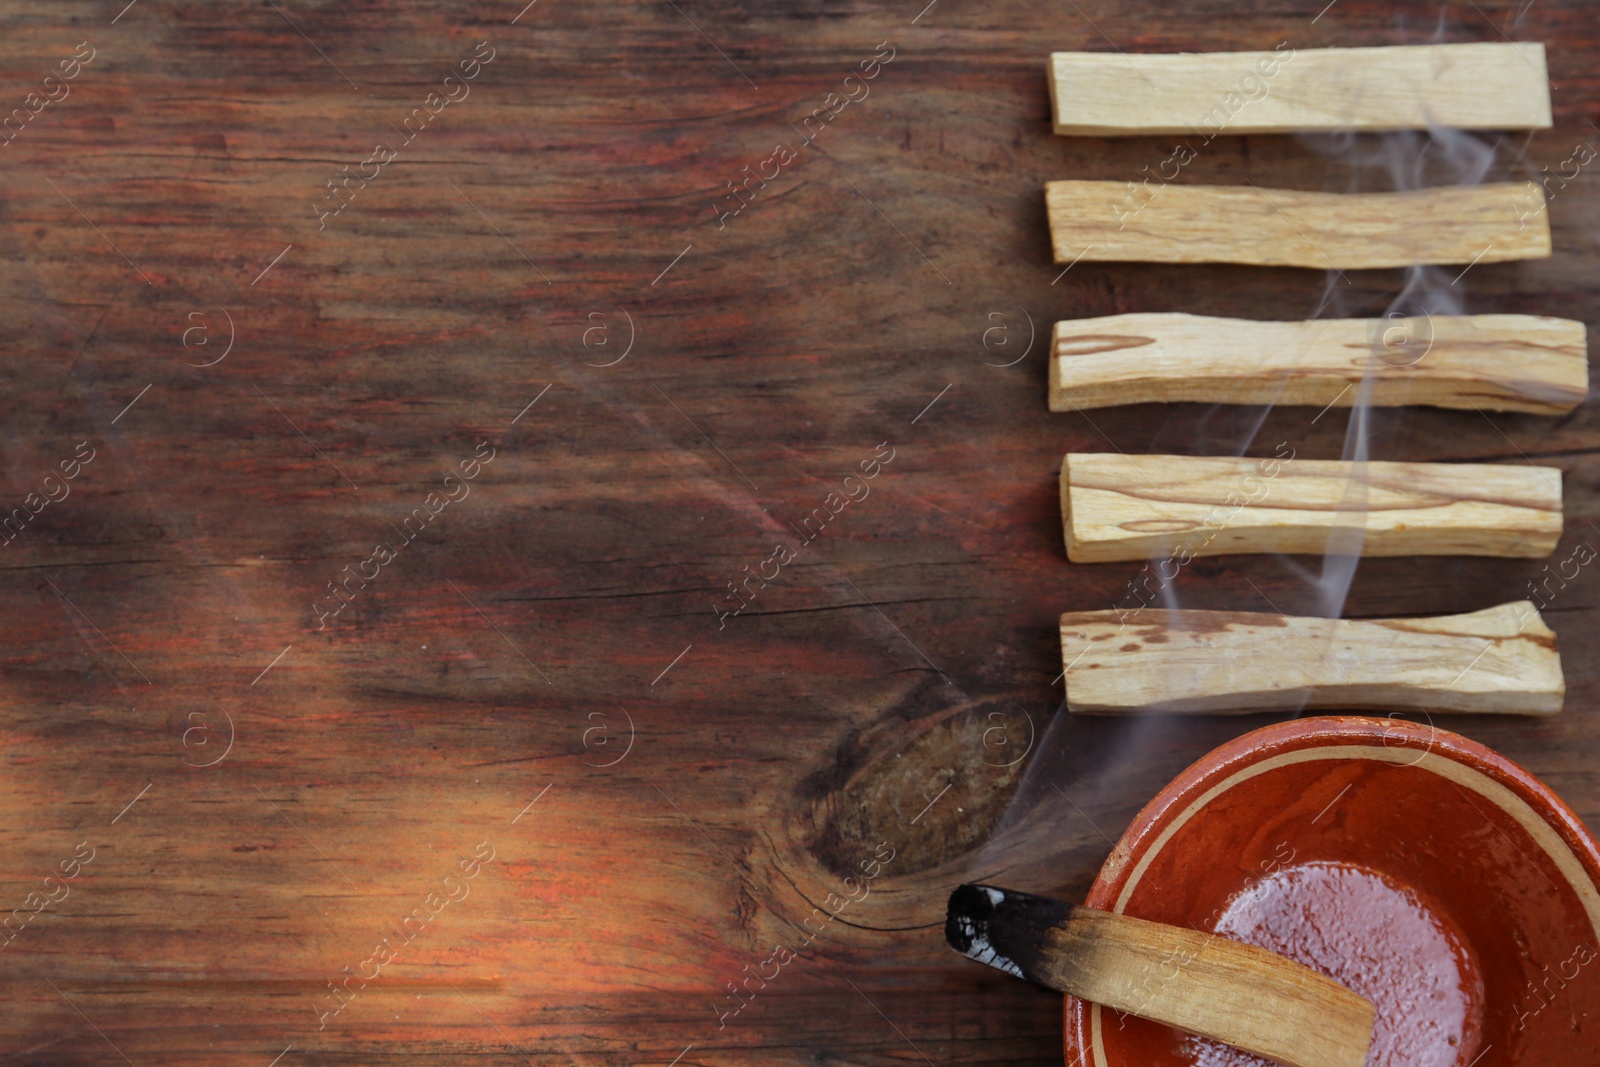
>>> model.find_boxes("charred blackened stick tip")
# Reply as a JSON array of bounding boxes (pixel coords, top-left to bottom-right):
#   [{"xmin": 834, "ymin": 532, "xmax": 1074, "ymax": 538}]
[
  {"xmin": 945, "ymin": 883, "xmax": 1000, "ymax": 954},
  {"xmin": 945, "ymin": 883, "xmax": 1073, "ymax": 981}
]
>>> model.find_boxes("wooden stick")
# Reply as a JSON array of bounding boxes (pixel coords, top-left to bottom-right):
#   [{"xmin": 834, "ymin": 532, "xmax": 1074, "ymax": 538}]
[
  {"xmin": 947, "ymin": 884, "xmax": 1376, "ymax": 1067},
  {"xmin": 1061, "ymin": 453, "xmax": 1562, "ymax": 562},
  {"xmin": 1049, "ymin": 42, "xmax": 1552, "ymax": 136},
  {"xmin": 1058, "ymin": 601, "xmax": 1563, "ymax": 715},
  {"xmin": 1046, "ymin": 181, "xmax": 1550, "ymax": 269},
  {"xmin": 1050, "ymin": 312, "xmax": 1589, "ymax": 414}
]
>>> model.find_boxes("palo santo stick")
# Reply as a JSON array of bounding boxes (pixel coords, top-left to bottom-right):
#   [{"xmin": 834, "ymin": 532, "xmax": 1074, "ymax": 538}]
[
  {"xmin": 1046, "ymin": 181, "xmax": 1550, "ymax": 269},
  {"xmin": 1049, "ymin": 42, "xmax": 1552, "ymax": 136},
  {"xmin": 947, "ymin": 884, "xmax": 1376, "ymax": 1067},
  {"xmin": 1058, "ymin": 601, "xmax": 1564, "ymax": 715},
  {"xmin": 1061, "ymin": 453, "xmax": 1562, "ymax": 562},
  {"xmin": 1050, "ymin": 312, "xmax": 1589, "ymax": 415}
]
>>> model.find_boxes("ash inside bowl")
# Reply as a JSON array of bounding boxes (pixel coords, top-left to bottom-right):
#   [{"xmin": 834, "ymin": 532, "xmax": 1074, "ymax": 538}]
[{"xmin": 1181, "ymin": 860, "xmax": 1485, "ymax": 1067}]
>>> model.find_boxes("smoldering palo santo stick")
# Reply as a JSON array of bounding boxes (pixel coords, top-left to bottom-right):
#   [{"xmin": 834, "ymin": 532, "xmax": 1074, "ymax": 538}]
[
  {"xmin": 1046, "ymin": 181, "xmax": 1551, "ymax": 269},
  {"xmin": 946, "ymin": 883, "xmax": 1376, "ymax": 1067},
  {"xmin": 1060, "ymin": 453, "xmax": 1563, "ymax": 563},
  {"xmin": 1057, "ymin": 601, "xmax": 1564, "ymax": 716}
]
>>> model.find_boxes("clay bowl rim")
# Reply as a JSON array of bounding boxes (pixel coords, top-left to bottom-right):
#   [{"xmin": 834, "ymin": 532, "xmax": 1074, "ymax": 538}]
[{"xmin": 1062, "ymin": 714, "xmax": 1600, "ymax": 1067}]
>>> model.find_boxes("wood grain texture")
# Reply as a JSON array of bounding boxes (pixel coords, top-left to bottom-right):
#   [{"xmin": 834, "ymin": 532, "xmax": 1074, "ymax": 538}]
[
  {"xmin": 1049, "ymin": 907, "xmax": 1375, "ymax": 1067},
  {"xmin": 1050, "ymin": 312, "xmax": 1590, "ymax": 414},
  {"xmin": 0, "ymin": 2, "xmax": 1598, "ymax": 1066},
  {"xmin": 1059, "ymin": 601, "xmax": 1565, "ymax": 715},
  {"xmin": 1048, "ymin": 42, "xmax": 1553, "ymax": 136},
  {"xmin": 1062, "ymin": 453, "xmax": 1564, "ymax": 561},
  {"xmin": 1046, "ymin": 180, "xmax": 1552, "ymax": 268}
]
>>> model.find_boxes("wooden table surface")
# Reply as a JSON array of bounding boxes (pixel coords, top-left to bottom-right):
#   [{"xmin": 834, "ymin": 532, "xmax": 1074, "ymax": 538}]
[{"xmin": 3, "ymin": 1, "xmax": 1597, "ymax": 1064}]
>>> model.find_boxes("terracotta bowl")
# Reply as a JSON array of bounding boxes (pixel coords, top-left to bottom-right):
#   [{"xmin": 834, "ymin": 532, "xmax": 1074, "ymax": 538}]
[{"xmin": 1065, "ymin": 716, "xmax": 1600, "ymax": 1067}]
